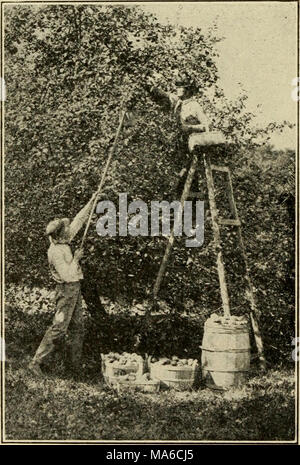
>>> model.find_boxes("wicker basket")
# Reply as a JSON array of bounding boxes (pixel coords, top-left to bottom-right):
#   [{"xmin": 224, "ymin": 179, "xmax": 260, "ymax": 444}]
[
  {"xmin": 116, "ymin": 378, "xmax": 160, "ymax": 394},
  {"xmin": 101, "ymin": 354, "xmax": 145, "ymax": 387},
  {"xmin": 149, "ymin": 359, "xmax": 199, "ymax": 391}
]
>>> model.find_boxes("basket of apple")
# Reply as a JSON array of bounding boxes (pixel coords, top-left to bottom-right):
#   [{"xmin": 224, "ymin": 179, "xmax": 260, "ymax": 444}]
[
  {"xmin": 101, "ymin": 352, "xmax": 145, "ymax": 387},
  {"xmin": 149, "ymin": 356, "xmax": 200, "ymax": 390},
  {"xmin": 116, "ymin": 372, "xmax": 160, "ymax": 394}
]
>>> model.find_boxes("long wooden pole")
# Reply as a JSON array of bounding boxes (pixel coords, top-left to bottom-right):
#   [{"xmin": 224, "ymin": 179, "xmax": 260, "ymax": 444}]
[
  {"xmin": 153, "ymin": 153, "xmax": 198, "ymax": 299},
  {"xmin": 80, "ymin": 109, "xmax": 126, "ymax": 248}
]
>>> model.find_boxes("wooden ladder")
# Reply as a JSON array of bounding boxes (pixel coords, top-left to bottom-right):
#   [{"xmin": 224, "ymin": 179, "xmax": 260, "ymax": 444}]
[{"xmin": 153, "ymin": 153, "xmax": 266, "ymax": 370}]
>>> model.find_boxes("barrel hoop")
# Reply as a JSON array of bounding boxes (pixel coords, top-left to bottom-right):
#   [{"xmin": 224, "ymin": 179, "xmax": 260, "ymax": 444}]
[
  {"xmin": 160, "ymin": 378, "xmax": 194, "ymax": 383},
  {"xmin": 151, "ymin": 366, "xmax": 197, "ymax": 371},
  {"xmin": 204, "ymin": 329, "xmax": 249, "ymax": 334},
  {"xmin": 204, "ymin": 370, "xmax": 249, "ymax": 373},
  {"xmin": 201, "ymin": 347, "xmax": 250, "ymax": 353},
  {"xmin": 205, "ymin": 323, "xmax": 249, "ymax": 328}
]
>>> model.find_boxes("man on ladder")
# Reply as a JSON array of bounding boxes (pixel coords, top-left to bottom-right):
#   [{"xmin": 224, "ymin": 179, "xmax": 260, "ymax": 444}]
[
  {"xmin": 146, "ymin": 72, "xmax": 224, "ymax": 298},
  {"xmin": 145, "ymin": 72, "xmax": 266, "ymax": 370},
  {"xmin": 146, "ymin": 72, "xmax": 224, "ymax": 156},
  {"xmin": 146, "ymin": 72, "xmax": 224, "ymax": 199}
]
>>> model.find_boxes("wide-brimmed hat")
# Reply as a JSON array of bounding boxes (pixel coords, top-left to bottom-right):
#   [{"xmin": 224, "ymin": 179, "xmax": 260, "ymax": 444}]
[
  {"xmin": 175, "ymin": 74, "xmax": 201, "ymax": 97},
  {"xmin": 175, "ymin": 74, "xmax": 191, "ymax": 87}
]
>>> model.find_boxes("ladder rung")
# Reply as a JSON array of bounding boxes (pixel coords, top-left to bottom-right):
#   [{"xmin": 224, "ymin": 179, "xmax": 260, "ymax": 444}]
[
  {"xmin": 218, "ymin": 218, "xmax": 241, "ymax": 227},
  {"xmin": 211, "ymin": 165, "xmax": 230, "ymax": 173},
  {"xmin": 189, "ymin": 191, "xmax": 202, "ymax": 198}
]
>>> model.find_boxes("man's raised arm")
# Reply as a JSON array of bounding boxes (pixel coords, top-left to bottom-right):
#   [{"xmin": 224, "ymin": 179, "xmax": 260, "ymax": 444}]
[
  {"xmin": 69, "ymin": 193, "xmax": 97, "ymax": 242},
  {"xmin": 144, "ymin": 79, "xmax": 180, "ymax": 113}
]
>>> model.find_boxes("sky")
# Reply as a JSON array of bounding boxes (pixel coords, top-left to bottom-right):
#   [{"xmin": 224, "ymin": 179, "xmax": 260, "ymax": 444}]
[{"xmin": 140, "ymin": 1, "xmax": 298, "ymax": 150}]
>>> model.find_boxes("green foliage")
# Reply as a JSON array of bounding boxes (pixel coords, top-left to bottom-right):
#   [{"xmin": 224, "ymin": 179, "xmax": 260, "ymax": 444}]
[
  {"xmin": 4, "ymin": 5, "xmax": 295, "ymax": 366},
  {"xmin": 5, "ymin": 4, "xmax": 219, "ymax": 285}
]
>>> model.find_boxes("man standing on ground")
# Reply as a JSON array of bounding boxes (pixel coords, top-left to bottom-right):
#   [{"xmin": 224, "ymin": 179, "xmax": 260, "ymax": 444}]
[{"xmin": 28, "ymin": 193, "xmax": 97, "ymax": 378}]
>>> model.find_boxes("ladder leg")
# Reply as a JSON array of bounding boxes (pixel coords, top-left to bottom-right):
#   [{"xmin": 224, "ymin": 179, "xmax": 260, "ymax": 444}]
[
  {"xmin": 249, "ymin": 312, "xmax": 267, "ymax": 370},
  {"xmin": 153, "ymin": 153, "xmax": 198, "ymax": 300},
  {"xmin": 237, "ymin": 229, "xmax": 266, "ymax": 369},
  {"xmin": 203, "ymin": 154, "xmax": 231, "ymax": 317},
  {"xmin": 227, "ymin": 171, "xmax": 266, "ymax": 370}
]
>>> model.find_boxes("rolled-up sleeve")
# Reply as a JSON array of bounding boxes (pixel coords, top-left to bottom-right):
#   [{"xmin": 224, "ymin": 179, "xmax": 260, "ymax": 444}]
[
  {"xmin": 146, "ymin": 85, "xmax": 179, "ymax": 112},
  {"xmin": 69, "ymin": 197, "xmax": 94, "ymax": 241}
]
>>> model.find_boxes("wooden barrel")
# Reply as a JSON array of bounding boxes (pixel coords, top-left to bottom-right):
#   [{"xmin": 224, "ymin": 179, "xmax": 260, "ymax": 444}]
[
  {"xmin": 150, "ymin": 360, "xmax": 199, "ymax": 390},
  {"xmin": 201, "ymin": 317, "xmax": 250, "ymax": 390}
]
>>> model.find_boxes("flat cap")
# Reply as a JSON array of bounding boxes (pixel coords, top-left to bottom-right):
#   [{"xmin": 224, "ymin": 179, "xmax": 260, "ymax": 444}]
[{"xmin": 45, "ymin": 219, "xmax": 64, "ymax": 236}]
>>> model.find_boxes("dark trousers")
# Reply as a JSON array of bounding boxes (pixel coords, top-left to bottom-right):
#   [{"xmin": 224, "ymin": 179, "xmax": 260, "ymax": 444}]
[{"xmin": 33, "ymin": 282, "xmax": 83, "ymax": 368}]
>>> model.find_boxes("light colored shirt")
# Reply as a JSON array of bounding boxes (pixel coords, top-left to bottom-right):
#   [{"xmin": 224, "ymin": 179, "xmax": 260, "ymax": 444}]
[
  {"xmin": 148, "ymin": 86, "xmax": 210, "ymax": 131},
  {"xmin": 48, "ymin": 243, "xmax": 83, "ymax": 283},
  {"xmin": 179, "ymin": 99, "xmax": 210, "ymax": 130},
  {"xmin": 68, "ymin": 198, "xmax": 94, "ymax": 242},
  {"xmin": 148, "ymin": 85, "xmax": 224, "ymax": 152},
  {"xmin": 48, "ymin": 198, "xmax": 94, "ymax": 283},
  {"xmin": 174, "ymin": 97, "xmax": 224, "ymax": 151}
]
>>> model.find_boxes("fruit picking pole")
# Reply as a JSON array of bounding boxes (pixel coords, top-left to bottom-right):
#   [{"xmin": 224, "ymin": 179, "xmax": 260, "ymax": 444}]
[{"xmin": 80, "ymin": 109, "xmax": 127, "ymax": 248}]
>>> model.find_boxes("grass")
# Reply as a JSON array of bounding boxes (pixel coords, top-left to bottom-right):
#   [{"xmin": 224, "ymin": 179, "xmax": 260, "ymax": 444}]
[
  {"xmin": 4, "ymin": 359, "xmax": 295, "ymax": 441},
  {"xmin": 3, "ymin": 289, "xmax": 296, "ymax": 441}
]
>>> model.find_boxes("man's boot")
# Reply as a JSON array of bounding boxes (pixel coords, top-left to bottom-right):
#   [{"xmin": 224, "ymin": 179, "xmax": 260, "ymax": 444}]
[{"xmin": 28, "ymin": 361, "xmax": 44, "ymax": 378}]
